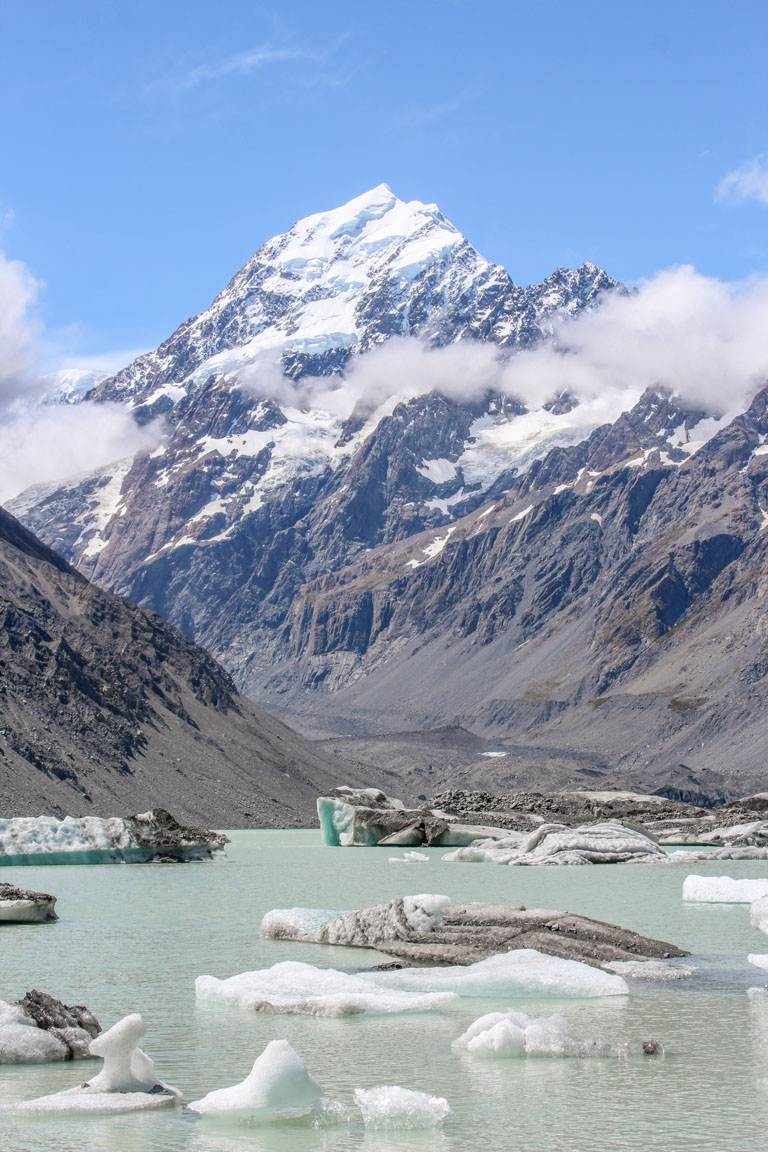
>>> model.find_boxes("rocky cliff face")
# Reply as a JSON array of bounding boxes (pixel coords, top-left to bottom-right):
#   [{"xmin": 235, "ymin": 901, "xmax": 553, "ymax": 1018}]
[
  {"xmin": 279, "ymin": 385, "xmax": 768, "ymax": 792},
  {"xmin": 0, "ymin": 506, "xmax": 355, "ymax": 824}
]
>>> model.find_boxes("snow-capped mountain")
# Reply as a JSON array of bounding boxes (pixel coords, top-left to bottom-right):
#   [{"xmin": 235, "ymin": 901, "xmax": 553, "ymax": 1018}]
[{"xmin": 18, "ymin": 183, "xmax": 747, "ymax": 755}]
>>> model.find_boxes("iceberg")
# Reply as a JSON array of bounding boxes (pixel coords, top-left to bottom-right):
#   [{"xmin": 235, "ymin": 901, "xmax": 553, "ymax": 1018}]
[
  {"xmin": 0, "ymin": 991, "xmax": 100, "ymax": 1063},
  {"xmin": 0, "ymin": 882, "xmax": 57, "ymax": 922},
  {"xmin": 453, "ymin": 1009, "xmax": 612, "ymax": 1057},
  {"xmin": 354, "ymin": 1086, "xmax": 450, "ymax": 1129},
  {"xmin": 188, "ymin": 1039, "xmax": 322, "ymax": 1121},
  {"xmin": 317, "ymin": 787, "xmax": 508, "ymax": 848},
  {"xmin": 752, "ymin": 896, "xmax": 768, "ymax": 934},
  {"xmin": 261, "ymin": 896, "xmax": 687, "ymax": 968},
  {"xmin": 389, "ymin": 850, "xmax": 430, "ymax": 863},
  {"xmin": 196, "ymin": 950, "xmax": 628, "ymax": 1017},
  {"xmin": 682, "ymin": 875, "xmax": 768, "ymax": 903},
  {"xmin": 0, "ymin": 1013, "xmax": 180, "ymax": 1114},
  {"xmin": 603, "ymin": 959, "xmax": 695, "ymax": 981},
  {"xmin": 748, "ymin": 955, "xmax": 768, "ymax": 973},
  {"xmin": 0, "ymin": 809, "xmax": 227, "ymax": 866},
  {"xmin": 444, "ymin": 822, "xmax": 666, "ymax": 865}
]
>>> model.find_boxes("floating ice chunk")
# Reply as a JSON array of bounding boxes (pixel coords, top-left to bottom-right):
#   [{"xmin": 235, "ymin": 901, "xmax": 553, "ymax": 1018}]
[
  {"xmin": 0, "ymin": 1014, "xmax": 180, "ymax": 1115},
  {"xmin": 260, "ymin": 907, "xmax": 345, "ymax": 942},
  {"xmin": 0, "ymin": 882, "xmax": 57, "ymax": 922},
  {"xmin": 453, "ymin": 1009, "xmax": 612, "ymax": 1057},
  {"xmin": 195, "ymin": 961, "xmax": 457, "ymax": 1017},
  {"xmin": 261, "ymin": 894, "xmax": 451, "ymax": 950},
  {"xmin": 747, "ymin": 986, "xmax": 768, "ymax": 999},
  {"xmin": 389, "ymin": 851, "xmax": 430, "ymax": 863},
  {"xmin": 0, "ymin": 1022, "xmax": 68, "ymax": 1063},
  {"xmin": 752, "ymin": 896, "xmax": 768, "ymax": 934},
  {"xmin": 445, "ymin": 822, "xmax": 664, "ymax": 865},
  {"xmin": 748, "ymin": 955, "xmax": 768, "ymax": 973},
  {"xmin": 354, "ymin": 1085, "xmax": 450, "ymax": 1129},
  {"xmin": 188, "ymin": 1039, "xmax": 322, "ymax": 1122},
  {"xmin": 682, "ymin": 875, "xmax": 768, "ymax": 903},
  {"xmin": 197, "ymin": 949, "xmax": 627, "ymax": 1017},
  {"xmin": 0, "ymin": 809, "xmax": 226, "ymax": 865},
  {"xmin": 604, "ymin": 960, "xmax": 696, "ymax": 981}
]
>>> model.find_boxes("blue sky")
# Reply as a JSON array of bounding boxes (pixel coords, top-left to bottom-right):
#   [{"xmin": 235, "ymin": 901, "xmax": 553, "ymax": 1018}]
[{"xmin": 1, "ymin": 0, "xmax": 767, "ymax": 361}]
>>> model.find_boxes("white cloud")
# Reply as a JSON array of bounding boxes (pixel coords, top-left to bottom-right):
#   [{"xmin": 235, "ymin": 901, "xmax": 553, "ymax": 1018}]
[
  {"xmin": 0, "ymin": 404, "xmax": 162, "ymax": 504},
  {"xmin": 499, "ymin": 266, "xmax": 768, "ymax": 419},
  {"xmin": 170, "ymin": 44, "xmax": 318, "ymax": 93},
  {"xmin": 716, "ymin": 155, "xmax": 768, "ymax": 206},
  {"xmin": 238, "ymin": 266, "xmax": 768, "ymax": 432},
  {"xmin": 0, "ymin": 248, "xmax": 161, "ymax": 504},
  {"xmin": 0, "ymin": 250, "xmax": 42, "ymax": 407}
]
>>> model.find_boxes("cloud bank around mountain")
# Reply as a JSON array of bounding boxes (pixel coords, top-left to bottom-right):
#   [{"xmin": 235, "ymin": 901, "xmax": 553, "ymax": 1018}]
[
  {"xmin": 281, "ymin": 266, "xmax": 768, "ymax": 427},
  {"xmin": 0, "ymin": 249, "xmax": 160, "ymax": 503}
]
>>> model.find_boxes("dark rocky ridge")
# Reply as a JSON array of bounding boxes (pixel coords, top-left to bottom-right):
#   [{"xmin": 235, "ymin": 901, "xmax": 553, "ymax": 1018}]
[{"xmin": 0, "ymin": 506, "xmax": 359, "ymax": 824}]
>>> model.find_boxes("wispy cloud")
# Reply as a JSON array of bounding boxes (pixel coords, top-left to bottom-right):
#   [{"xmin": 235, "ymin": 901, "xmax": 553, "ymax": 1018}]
[
  {"xmin": 165, "ymin": 43, "xmax": 322, "ymax": 94},
  {"xmin": 716, "ymin": 154, "xmax": 768, "ymax": 206},
  {"xmin": 398, "ymin": 85, "xmax": 482, "ymax": 131}
]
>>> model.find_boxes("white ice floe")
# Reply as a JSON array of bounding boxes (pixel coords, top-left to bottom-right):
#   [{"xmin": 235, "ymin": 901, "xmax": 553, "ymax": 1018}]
[
  {"xmin": 196, "ymin": 949, "xmax": 627, "ymax": 1017},
  {"xmin": 0, "ymin": 811, "xmax": 222, "ymax": 865},
  {"xmin": 749, "ymin": 956, "xmax": 768, "ymax": 974},
  {"xmin": 603, "ymin": 960, "xmax": 695, "ymax": 981},
  {"xmin": 445, "ymin": 822, "xmax": 664, "ymax": 865},
  {"xmin": 682, "ymin": 875, "xmax": 768, "ymax": 903},
  {"xmin": 261, "ymin": 894, "xmax": 450, "ymax": 949},
  {"xmin": 389, "ymin": 851, "xmax": 430, "ymax": 863},
  {"xmin": 0, "ymin": 1014, "xmax": 180, "ymax": 1115},
  {"xmin": 188, "ymin": 1039, "xmax": 322, "ymax": 1122},
  {"xmin": 354, "ymin": 1085, "xmax": 450, "ymax": 1129},
  {"xmin": 752, "ymin": 896, "xmax": 768, "ymax": 934},
  {"xmin": 453, "ymin": 1009, "xmax": 612, "ymax": 1058},
  {"xmin": 0, "ymin": 1000, "xmax": 94, "ymax": 1064}
]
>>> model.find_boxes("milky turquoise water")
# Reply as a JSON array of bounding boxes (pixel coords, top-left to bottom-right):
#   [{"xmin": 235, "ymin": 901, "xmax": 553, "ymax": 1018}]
[{"xmin": 2, "ymin": 829, "xmax": 768, "ymax": 1151}]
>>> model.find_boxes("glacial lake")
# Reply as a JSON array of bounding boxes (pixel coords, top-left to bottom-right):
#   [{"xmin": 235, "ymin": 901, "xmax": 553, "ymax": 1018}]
[{"xmin": 2, "ymin": 828, "xmax": 768, "ymax": 1151}]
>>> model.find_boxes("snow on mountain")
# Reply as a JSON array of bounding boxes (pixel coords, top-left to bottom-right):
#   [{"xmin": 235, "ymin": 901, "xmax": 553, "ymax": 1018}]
[{"xmin": 14, "ymin": 183, "xmax": 671, "ymax": 701}]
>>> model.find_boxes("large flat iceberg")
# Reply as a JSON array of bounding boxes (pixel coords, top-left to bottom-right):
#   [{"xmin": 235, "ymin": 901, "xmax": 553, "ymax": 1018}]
[
  {"xmin": 0, "ymin": 809, "xmax": 227, "ymax": 866},
  {"xmin": 682, "ymin": 875, "xmax": 768, "ymax": 903},
  {"xmin": 196, "ymin": 951, "xmax": 627, "ymax": 1017},
  {"xmin": 444, "ymin": 822, "xmax": 666, "ymax": 865}
]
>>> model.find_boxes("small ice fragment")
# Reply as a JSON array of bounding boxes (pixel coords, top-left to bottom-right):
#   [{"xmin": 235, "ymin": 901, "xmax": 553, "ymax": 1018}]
[
  {"xmin": 682, "ymin": 875, "xmax": 768, "ymax": 903},
  {"xmin": 604, "ymin": 960, "xmax": 695, "ymax": 981},
  {"xmin": 453, "ymin": 1009, "xmax": 612, "ymax": 1058},
  {"xmin": 752, "ymin": 896, "xmax": 768, "ymax": 934},
  {"xmin": 388, "ymin": 851, "xmax": 429, "ymax": 863},
  {"xmin": 354, "ymin": 1085, "xmax": 450, "ymax": 1129},
  {"xmin": 188, "ymin": 1039, "xmax": 322, "ymax": 1121},
  {"xmin": 748, "ymin": 955, "xmax": 768, "ymax": 973}
]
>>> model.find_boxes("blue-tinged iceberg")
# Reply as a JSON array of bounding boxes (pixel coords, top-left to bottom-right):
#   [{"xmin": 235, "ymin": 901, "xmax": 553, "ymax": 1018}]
[{"xmin": 0, "ymin": 808, "xmax": 227, "ymax": 866}]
